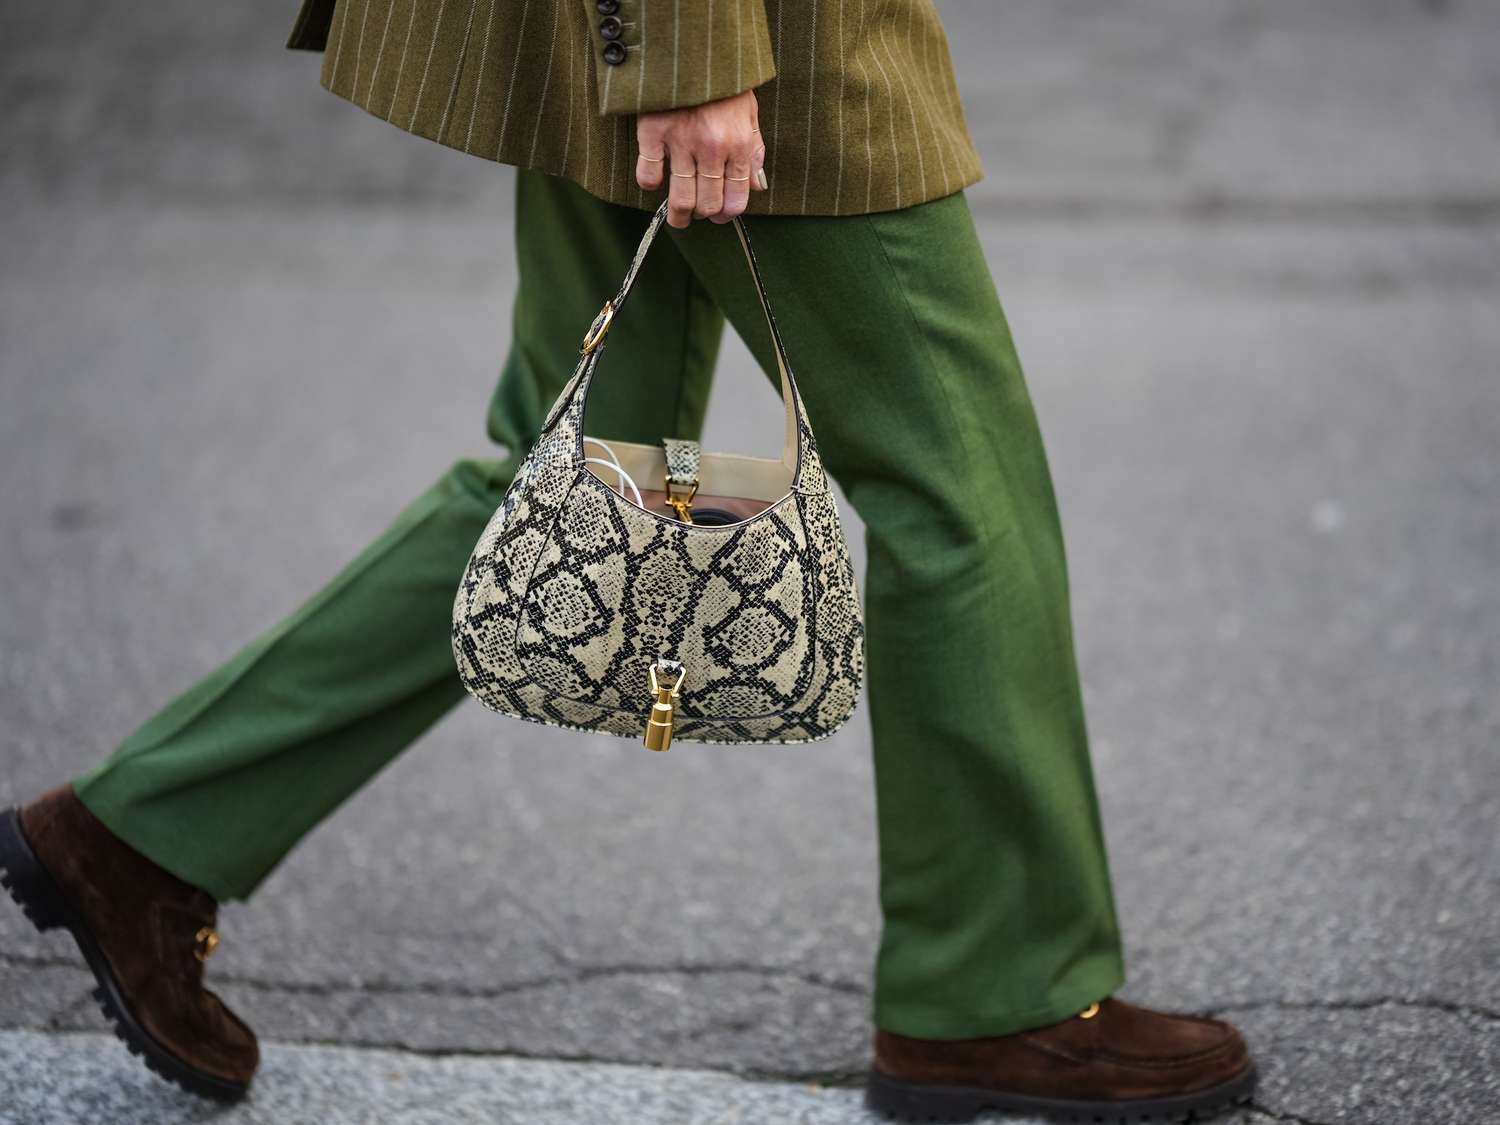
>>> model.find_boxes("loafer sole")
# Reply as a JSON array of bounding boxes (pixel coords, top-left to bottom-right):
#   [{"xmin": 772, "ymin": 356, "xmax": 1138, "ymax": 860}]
[
  {"xmin": 0, "ymin": 806, "xmax": 249, "ymax": 1103},
  {"xmin": 866, "ymin": 1061, "xmax": 1257, "ymax": 1124}
]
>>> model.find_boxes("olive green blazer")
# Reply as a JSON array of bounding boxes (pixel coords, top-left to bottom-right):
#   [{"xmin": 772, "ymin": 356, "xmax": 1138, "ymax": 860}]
[{"xmin": 287, "ymin": 0, "xmax": 983, "ymax": 215}]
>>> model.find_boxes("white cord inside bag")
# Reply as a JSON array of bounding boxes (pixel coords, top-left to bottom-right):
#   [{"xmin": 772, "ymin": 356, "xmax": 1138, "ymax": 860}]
[{"xmin": 582, "ymin": 438, "xmax": 643, "ymax": 507}]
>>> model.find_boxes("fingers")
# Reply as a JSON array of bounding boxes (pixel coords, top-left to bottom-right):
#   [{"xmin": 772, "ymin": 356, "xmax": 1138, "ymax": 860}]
[
  {"xmin": 713, "ymin": 154, "xmax": 752, "ymax": 224},
  {"xmin": 711, "ymin": 106, "xmax": 757, "ymax": 223},
  {"xmin": 710, "ymin": 114, "xmax": 761, "ymax": 224},
  {"xmin": 636, "ymin": 119, "xmax": 666, "ymax": 191},
  {"xmin": 667, "ymin": 147, "xmax": 697, "ymax": 229},
  {"xmin": 695, "ymin": 157, "xmax": 726, "ymax": 221},
  {"xmin": 637, "ymin": 91, "xmax": 764, "ymax": 225},
  {"xmin": 636, "ymin": 147, "xmax": 666, "ymax": 191},
  {"xmin": 706, "ymin": 149, "xmax": 767, "ymax": 223}
]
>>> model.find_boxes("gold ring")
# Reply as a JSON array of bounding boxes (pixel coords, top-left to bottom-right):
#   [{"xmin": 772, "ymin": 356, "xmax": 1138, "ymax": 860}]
[
  {"xmin": 726, "ymin": 175, "xmax": 751, "ymax": 182},
  {"xmin": 698, "ymin": 172, "xmax": 723, "ymax": 180},
  {"xmin": 580, "ymin": 301, "xmax": 614, "ymax": 353},
  {"xmin": 670, "ymin": 170, "xmax": 696, "ymax": 179},
  {"xmin": 639, "ymin": 153, "xmax": 664, "ymax": 163}
]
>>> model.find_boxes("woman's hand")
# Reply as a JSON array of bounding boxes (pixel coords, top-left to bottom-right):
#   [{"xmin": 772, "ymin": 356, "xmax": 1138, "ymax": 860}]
[{"xmin": 635, "ymin": 90, "xmax": 767, "ymax": 228}]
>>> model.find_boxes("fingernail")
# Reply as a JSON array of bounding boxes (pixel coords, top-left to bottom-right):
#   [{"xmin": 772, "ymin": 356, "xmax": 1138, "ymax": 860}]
[{"xmin": 755, "ymin": 169, "xmax": 769, "ymax": 191}]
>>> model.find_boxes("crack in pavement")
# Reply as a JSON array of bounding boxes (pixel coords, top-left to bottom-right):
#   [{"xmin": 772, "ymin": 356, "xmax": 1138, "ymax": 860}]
[
  {"xmin": 0, "ymin": 1023, "xmax": 1393, "ymax": 1125},
  {"xmin": 0, "ymin": 951, "xmax": 869, "ymax": 1002},
  {"xmin": 7, "ymin": 967, "xmax": 1488, "ymax": 1120},
  {"xmin": 43, "ymin": 988, "xmax": 96, "ymax": 1032},
  {"xmin": 311, "ymin": 1036, "xmax": 869, "ymax": 1088},
  {"xmin": 0, "ymin": 1024, "xmax": 868, "ymax": 1088},
  {"xmin": 9, "ymin": 951, "xmax": 1495, "ymax": 1024}
]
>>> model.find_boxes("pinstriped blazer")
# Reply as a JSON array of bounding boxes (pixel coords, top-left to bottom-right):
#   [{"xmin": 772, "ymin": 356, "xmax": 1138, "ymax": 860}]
[{"xmin": 287, "ymin": 0, "xmax": 983, "ymax": 216}]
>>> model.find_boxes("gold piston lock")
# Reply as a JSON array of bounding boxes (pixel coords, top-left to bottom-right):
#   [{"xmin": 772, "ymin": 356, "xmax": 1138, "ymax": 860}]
[{"xmin": 643, "ymin": 660, "xmax": 686, "ymax": 751}]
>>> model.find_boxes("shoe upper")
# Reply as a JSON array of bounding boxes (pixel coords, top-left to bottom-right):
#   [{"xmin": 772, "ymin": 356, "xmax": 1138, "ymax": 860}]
[
  {"xmin": 873, "ymin": 996, "xmax": 1252, "ymax": 1103},
  {"xmin": 21, "ymin": 785, "xmax": 260, "ymax": 1085}
]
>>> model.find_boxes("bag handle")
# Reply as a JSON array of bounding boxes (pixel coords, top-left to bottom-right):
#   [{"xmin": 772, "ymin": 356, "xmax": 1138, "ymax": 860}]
[{"xmin": 579, "ymin": 202, "xmax": 804, "ymax": 475}]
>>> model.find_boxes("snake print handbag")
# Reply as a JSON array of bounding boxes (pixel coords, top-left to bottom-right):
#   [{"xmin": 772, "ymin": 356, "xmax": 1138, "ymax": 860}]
[{"xmin": 451, "ymin": 202, "xmax": 865, "ymax": 748}]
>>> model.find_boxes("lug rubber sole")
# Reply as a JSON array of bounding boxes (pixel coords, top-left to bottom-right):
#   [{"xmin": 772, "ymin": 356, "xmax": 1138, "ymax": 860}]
[
  {"xmin": 865, "ymin": 1063, "xmax": 1256, "ymax": 1124},
  {"xmin": 0, "ymin": 806, "xmax": 249, "ymax": 1103}
]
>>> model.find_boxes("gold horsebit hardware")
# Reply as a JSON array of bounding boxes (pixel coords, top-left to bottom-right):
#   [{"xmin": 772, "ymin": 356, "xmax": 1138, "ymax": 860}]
[
  {"xmin": 1078, "ymin": 1001, "xmax": 1101, "ymax": 1020},
  {"xmin": 664, "ymin": 476, "xmax": 698, "ymax": 524},
  {"xmin": 194, "ymin": 926, "xmax": 220, "ymax": 963},
  {"xmin": 643, "ymin": 662, "xmax": 687, "ymax": 751}
]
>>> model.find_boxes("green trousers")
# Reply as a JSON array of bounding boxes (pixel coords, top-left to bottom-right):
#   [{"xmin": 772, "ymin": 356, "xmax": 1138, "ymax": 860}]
[{"xmin": 74, "ymin": 171, "xmax": 1124, "ymax": 1039}]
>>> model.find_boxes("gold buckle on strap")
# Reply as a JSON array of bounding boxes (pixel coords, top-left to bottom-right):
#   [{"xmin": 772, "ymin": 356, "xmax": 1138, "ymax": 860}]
[{"xmin": 580, "ymin": 301, "xmax": 614, "ymax": 354}]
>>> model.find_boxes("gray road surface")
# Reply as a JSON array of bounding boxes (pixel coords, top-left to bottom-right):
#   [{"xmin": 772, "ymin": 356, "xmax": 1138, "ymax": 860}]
[{"xmin": 1, "ymin": 2, "xmax": 1497, "ymax": 1123}]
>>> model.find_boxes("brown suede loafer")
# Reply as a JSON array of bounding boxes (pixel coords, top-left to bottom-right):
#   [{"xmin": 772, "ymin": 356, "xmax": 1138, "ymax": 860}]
[
  {"xmin": 0, "ymin": 785, "xmax": 258, "ymax": 1101},
  {"xmin": 867, "ymin": 997, "xmax": 1255, "ymax": 1123}
]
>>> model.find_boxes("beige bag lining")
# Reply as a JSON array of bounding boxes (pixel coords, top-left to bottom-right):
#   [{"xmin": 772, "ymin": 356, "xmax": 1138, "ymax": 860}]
[{"xmin": 583, "ymin": 438, "xmax": 792, "ymax": 508}]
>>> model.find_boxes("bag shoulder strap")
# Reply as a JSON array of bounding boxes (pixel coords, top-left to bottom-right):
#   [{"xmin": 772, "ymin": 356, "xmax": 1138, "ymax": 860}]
[
  {"xmin": 580, "ymin": 203, "xmax": 805, "ymax": 477},
  {"xmin": 662, "ymin": 437, "xmax": 702, "ymax": 487}
]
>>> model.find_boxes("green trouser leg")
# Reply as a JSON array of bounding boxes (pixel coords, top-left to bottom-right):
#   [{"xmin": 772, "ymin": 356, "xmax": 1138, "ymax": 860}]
[
  {"xmin": 72, "ymin": 169, "xmax": 725, "ymax": 901},
  {"xmin": 75, "ymin": 171, "xmax": 1124, "ymax": 1039},
  {"xmin": 665, "ymin": 193, "xmax": 1124, "ymax": 1038}
]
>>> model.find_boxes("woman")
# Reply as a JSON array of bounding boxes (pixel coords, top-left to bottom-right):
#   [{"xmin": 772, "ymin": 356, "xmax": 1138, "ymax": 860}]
[{"xmin": 0, "ymin": 1, "xmax": 1255, "ymax": 1119}]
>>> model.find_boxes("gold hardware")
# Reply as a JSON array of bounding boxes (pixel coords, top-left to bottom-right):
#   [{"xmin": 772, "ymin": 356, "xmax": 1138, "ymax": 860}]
[
  {"xmin": 580, "ymin": 301, "xmax": 614, "ymax": 354},
  {"xmin": 1078, "ymin": 1001, "xmax": 1100, "ymax": 1020},
  {"xmin": 643, "ymin": 687, "xmax": 675, "ymax": 750},
  {"xmin": 643, "ymin": 662, "xmax": 686, "ymax": 751},
  {"xmin": 663, "ymin": 476, "xmax": 698, "ymax": 524},
  {"xmin": 194, "ymin": 926, "xmax": 220, "ymax": 963}
]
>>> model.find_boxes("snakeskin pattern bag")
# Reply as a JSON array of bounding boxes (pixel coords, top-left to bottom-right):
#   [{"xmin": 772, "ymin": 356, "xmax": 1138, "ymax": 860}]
[{"xmin": 452, "ymin": 203, "xmax": 865, "ymax": 748}]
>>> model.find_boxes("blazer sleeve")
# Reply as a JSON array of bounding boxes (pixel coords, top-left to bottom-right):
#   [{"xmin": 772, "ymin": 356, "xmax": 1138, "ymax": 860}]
[
  {"xmin": 584, "ymin": 0, "xmax": 777, "ymax": 116},
  {"xmin": 286, "ymin": 0, "xmax": 337, "ymax": 51}
]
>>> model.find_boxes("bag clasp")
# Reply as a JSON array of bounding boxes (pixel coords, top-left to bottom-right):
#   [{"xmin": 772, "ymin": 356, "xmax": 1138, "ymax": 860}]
[{"xmin": 643, "ymin": 660, "xmax": 686, "ymax": 751}]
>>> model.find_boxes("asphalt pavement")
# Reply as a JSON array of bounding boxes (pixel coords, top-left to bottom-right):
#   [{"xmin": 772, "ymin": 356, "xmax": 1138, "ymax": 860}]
[{"xmin": 1, "ymin": 2, "xmax": 1497, "ymax": 1123}]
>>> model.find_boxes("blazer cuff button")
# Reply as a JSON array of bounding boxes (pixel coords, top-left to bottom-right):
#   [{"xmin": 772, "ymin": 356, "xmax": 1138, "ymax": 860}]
[
  {"xmin": 602, "ymin": 41, "xmax": 627, "ymax": 66},
  {"xmin": 596, "ymin": 0, "xmax": 620, "ymax": 13}
]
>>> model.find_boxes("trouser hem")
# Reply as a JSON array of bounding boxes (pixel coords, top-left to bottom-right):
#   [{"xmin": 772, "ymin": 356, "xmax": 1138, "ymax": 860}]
[{"xmin": 872, "ymin": 960, "xmax": 1126, "ymax": 1041}]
